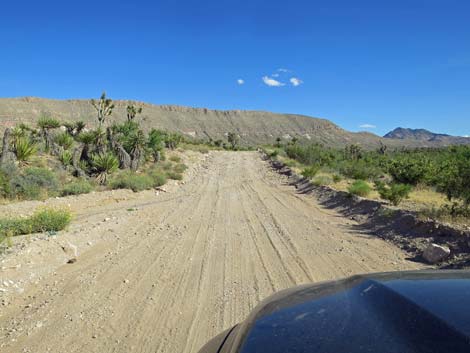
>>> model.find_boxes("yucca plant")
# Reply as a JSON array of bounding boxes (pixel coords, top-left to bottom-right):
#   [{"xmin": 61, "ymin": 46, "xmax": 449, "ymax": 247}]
[
  {"xmin": 59, "ymin": 150, "xmax": 73, "ymax": 166},
  {"xmin": 93, "ymin": 127, "xmax": 107, "ymax": 154},
  {"xmin": 37, "ymin": 115, "xmax": 61, "ymax": 150},
  {"xmin": 54, "ymin": 132, "xmax": 74, "ymax": 150},
  {"xmin": 14, "ymin": 137, "xmax": 37, "ymax": 164},
  {"xmin": 91, "ymin": 153, "xmax": 119, "ymax": 184}
]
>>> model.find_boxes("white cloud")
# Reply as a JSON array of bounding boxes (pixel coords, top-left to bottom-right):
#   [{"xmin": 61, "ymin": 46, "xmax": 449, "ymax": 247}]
[
  {"xmin": 359, "ymin": 124, "xmax": 377, "ymax": 129},
  {"xmin": 464, "ymin": 135, "xmax": 470, "ymax": 138},
  {"xmin": 237, "ymin": 79, "xmax": 244, "ymax": 85},
  {"xmin": 290, "ymin": 77, "xmax": 303, "ymax": 86},
  {"xmin": 277, "ymin": 68, "xmax": 291, "ymax": 73},
  {"xmin": 262, "ymin": 76, "xmax": 285, "ymax": 87},
  {"xmin": 271, "ymin": 73, "xmax": 280, "ymax": 77}
]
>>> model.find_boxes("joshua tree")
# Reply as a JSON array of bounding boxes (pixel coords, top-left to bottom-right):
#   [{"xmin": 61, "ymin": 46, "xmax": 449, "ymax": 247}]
[
  {"xmin": 147, "ymin": 129, "xmax": 165, "ymax": 163},
  {"xmin": 227, "ymin": 132, "xmax": 239, "ymax": 150},
  {"xmin": 129, "ymin": 130, "xmax": 146, "ymax": 171},
  {"xmin": 91, "ymin": 92, "xmax": 114, "ymax": 128},
  {"xmin": 37, "ymin": 115, "xmax": 61, "ymax": 151},
  {"xmin": 275, "ymin": 137, "xmax": 282, "ymax": 148},
  {"xmin": 378, "ymin": 141, "xmax": 388, "ymax": 155},
  {"xmin": 77, "ymin": 131, "xmax": 95, "ymax": 161},
  {"xmin": 345, "ymin": 144, "xmax": 362, "ymax": 161},
  {"xmin": 0, "ymin": 128, "xmax": 14, "ymax": 166},
  {"xmin": 126, "ymin": 104, "xmax": 143, "ymax": 122}
]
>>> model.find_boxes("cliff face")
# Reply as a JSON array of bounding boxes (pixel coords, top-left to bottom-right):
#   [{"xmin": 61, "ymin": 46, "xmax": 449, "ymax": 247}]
[{"xmin": 0, "ymin": 97, "xmax": 467, "ymax": 148}]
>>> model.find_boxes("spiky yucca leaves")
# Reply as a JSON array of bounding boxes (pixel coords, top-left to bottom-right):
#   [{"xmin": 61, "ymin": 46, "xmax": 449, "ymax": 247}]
[
  {"xmin": 128, "ymin": 130, "xmax": 146, "ymax": 170},
  {"xmin": 37, "ymin": 115, "xmax": 61, "ymax": 151},
  {"xmin": 93, "ymin": 128, "xmax": 107, "ymax": 154},
  {"xmin": 14, "ymin": 137, "xmax": 37, "ymax": 164},
  {"xmin": 63, "ymin": 121, "xmax": 87, "ymax": 137},
  {"xmin": 59, "ymin": 150, "xmax": 73, "ymax": 166},
  {"xmin": 37, "ymin": 115, "xmax": 61, "ymax": 130},
  {"xmin": 54, "ymin": 132, "xmax": 74, "ymax": 150},
  {"xmin": 91, "ymin": 92, "xmax": 114, "ymax": 128},
  {"xmin": 126, "ymin": 104, "xmax": 143, "ymax": 121},
  {"xmin": 147, "ymin": 129, "xmax": 165, "ymax": 162},
  {"xmin": 91, "ymin": 153, "xmax": 119, "ymax": 184}
]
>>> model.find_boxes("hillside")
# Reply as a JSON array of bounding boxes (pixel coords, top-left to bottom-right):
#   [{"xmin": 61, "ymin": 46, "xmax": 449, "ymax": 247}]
[
  {"xmin": 0, "ymin": 97, "xmax": 465, "ymax": 148},
  {"xmin": 384, "ymin": 127, "xmax": 470, "ymax": 145}
]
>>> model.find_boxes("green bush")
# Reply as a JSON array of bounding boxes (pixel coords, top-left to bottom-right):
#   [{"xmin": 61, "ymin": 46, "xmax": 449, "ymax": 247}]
[
  {"xmin": 166, "ymin": 171, "xmax": 183, "ymax": 180},
  {"xmin": 340, "ymin": 160, "xmax": 381, "ymax": 180},
  {"xmin": 332, "ymin": 174, "xmax": 342, "ymax": 183},
  {"xmin": 348, "ymin": 180, "xmax": 371, "ymax": 197},
  {"xmin": 174, "ymin": 163, "xmax": 188, "ymax": 173},
  {"xmin": 387, "ymin": 157, "xmax": 434, "ymax": 185},
  {"xmin": 160, "ymin": 161, "xmax": 173, "ymax": 171},
  {"xmin": 0, "ymin": 208, "xmax": 71, "ymax": 240},
  {"xmin": 61, "ymin": 180, "xmax": 93, "ymax": 196},
  {"xmin": 0, "ymin": 170, "xmax": 11, "ymax": 198},
  {"xmin": 375, "ymin": 181, "xmax": 412, "ymax": 206},
  {"xmin": 301, "ymin": 165, "xmax": 320, "ymax": 179},
  {"xmin": 109, "ymin": 172, "xmax": 154, "ymax": 192},
  {"xmin": 148, "ymin": 170, "xmax": 167, "ymax": 187},
  {"xmin": 312, "ymin": 175, "xmax": 332, "ymax": 186},
  {"xmin": 169, "ymin": 155, "xmax": 181, "ymax": 163},
  {"xmin": 54, "ymin": 132, "xmax": 74, "ymax": 150},
  {"xmin": 10, "ymin": 167, "xmax": 58, "ymax": 199}
]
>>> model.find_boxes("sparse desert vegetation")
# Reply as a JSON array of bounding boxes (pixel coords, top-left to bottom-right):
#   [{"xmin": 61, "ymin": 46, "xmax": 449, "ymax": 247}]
[{"xmin": 265, "ymin": 140, "xmax": 470, "ymax": 225}]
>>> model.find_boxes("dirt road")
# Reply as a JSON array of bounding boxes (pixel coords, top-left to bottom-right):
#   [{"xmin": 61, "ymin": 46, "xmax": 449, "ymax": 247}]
[{"xmin": 0, "ymin": 152, "xmax": 423, "ymax": 353}]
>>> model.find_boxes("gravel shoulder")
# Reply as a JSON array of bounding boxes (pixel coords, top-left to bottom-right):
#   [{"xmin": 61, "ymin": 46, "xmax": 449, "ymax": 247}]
[{"xmin": 0, "ymin": 151, "xmax": 424, "ymax": 353}]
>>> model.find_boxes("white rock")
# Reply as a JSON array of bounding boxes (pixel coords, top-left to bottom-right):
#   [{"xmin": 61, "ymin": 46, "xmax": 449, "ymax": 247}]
[{"xmin": 423, "ymin": 243, "xmax": 450, "ymax": 264}]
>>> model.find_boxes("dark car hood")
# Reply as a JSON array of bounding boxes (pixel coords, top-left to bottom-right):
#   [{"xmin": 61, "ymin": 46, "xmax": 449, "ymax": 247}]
[{"xmin": 208, "ymin": 270, "xmax": 470, "ymax": 353}]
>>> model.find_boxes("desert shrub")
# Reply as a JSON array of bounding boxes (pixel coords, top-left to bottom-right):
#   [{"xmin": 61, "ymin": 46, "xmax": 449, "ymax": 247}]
[
  {"xmin": 174, "ymin": 163, "xmax": 188, "ymax": 173},
  {"xmin": 166, "ymin": 171, "xmax": 183, "ymax": 180},
  {"xmin": 312, "ymin": 175, "xmax": 332, "ymax": 186},
  {"xmin": 54, "ymin": 132, "xmax": 74, "ymax": 150},
  {"xmin": 387, "ymin": 156, "xmax": 434, "ymax": 185},
  {"xmin": 61, "ymin": 180, "xmax": 93, "ymax": 196},
  {"xmin": 169, "ymin": 155, "xmax": 181, "ymax": 163},
  {"xmin": 340, "ymin": 160, "xmax": 381, "ymax": 180},
  {"xmin": 0, "ymin": 170, "xmax": 11, "ymax": 198},
  {"xmin": 10, "ymin": 167, "xmax": 58, "ymax": 199},
  {"xmin": 301, "ymin": 165, "xmax": 320, "ymax": 179},
  {"xmin": 348, "ymin": 180, "xmax": 371, "ymax": 197},
  {"xmin": 285, "ymin": 144, "xmax": 336, "ymax": 166},
  {"xmin": 268, "ymin": 150, "xmax": 279, "ymax": 158},
  {"xmin": 160, "ymin": 161, "xmax": 173, "ymax": 171},
  {"xmin": 30, "ymin": 208, "xmax": 72, "ymax": 232},
  {"xmin": 109, "ymin": 172, "xmax": 154, "ymax": 192},
  {"xmin": 0, "ymin": 208, "xmax": 71, "ymax": 239},
  {"xmin": 148, "ymin": 170, "xmax": 167, "ymax": 187},
  {"xmin": 375, "ymin": 181, "xmax": 412, "ymax": 206},
  {"xmin": 332, "ymin": 174, "xmax": 342, "ymax": 183}
]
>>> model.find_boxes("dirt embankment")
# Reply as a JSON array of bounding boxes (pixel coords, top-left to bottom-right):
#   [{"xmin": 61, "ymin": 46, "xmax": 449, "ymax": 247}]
[
  {"xmin": 1, "ymin": 152, "xmax": 424, "ymax": 353},
  {"xmin": 267, "ymin": 157, "xmax": 470, "ymax": 268}
]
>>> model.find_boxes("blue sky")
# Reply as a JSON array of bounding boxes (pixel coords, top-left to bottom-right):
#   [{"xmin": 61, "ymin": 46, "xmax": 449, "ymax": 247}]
[{"xmin": 1, "ymin": 0, "xmax": 469, "ymax": 136}]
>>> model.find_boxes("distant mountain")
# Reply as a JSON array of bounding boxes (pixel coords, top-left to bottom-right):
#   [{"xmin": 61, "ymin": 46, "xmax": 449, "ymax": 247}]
[
  {"xmin": 0, "ymin": 97, "xmax": 468, "ymax": 149},
  {"xmin": 384, "ymin": 127, "xmax": 470, "ymax": 145}
]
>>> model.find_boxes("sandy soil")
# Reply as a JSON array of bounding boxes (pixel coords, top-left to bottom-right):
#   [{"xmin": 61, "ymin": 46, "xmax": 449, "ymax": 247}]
[{"xmin": 0, "ymin": 151, "xmax": 424, "ymax": 353}]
